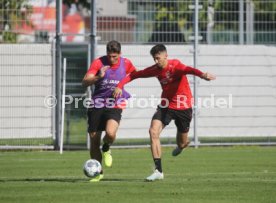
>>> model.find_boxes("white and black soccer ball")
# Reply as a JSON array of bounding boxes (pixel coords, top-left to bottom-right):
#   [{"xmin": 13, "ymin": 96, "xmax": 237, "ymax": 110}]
[{"xmin": 83, "ymin": 159, "xmax": 102, "ymax": 178}]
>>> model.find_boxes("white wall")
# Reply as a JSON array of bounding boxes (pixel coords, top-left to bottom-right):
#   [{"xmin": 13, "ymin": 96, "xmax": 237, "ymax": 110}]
[
  {"xmin": 1, "ymin": 44, "xmax": 275, "ymax": 141},
  {"xmin": 0, "ymin": 44, "xmax": 53, "ymax": 139}
]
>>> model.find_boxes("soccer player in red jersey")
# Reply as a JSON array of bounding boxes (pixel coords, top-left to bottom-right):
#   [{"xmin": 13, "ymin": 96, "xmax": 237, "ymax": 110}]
[
  {"xmin": 113, "ymin": 44, "xmax": 216, "ymax": 181},
  {"xmin": 82, "ymin": 40, "xmax": 136, "ymax": 181}
]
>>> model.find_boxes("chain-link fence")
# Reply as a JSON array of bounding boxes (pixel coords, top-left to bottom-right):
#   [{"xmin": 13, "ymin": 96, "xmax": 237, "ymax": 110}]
[{"xmin": 96, "ymin": 0, "xmax": 276, "ymax": 45}]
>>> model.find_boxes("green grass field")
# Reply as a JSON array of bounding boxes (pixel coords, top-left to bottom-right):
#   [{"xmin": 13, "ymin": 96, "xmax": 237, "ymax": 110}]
[{"xmin": 0, "ymin": 146, "xmax": 276, "ymax": 203}]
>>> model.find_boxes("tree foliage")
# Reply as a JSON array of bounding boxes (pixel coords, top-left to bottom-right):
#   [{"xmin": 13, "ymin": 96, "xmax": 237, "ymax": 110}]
[
  {"xmin": 0, "ymin": 0, "xmax": 32, "ymax": 43},
  {"xmin": 148, "ymin": 2, "xmax": 185, "ymax": 43}
]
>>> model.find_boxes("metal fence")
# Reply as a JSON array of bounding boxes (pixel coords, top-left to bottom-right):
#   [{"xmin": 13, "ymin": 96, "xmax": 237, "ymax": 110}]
[
  {"xmin": 97, "ymin": 0, "xmax": 276, "ymax": 45},
  {"xmin": 60, "ymin": 43, "xmax": 90, "ymax": 148},
  {"xmin": 0, "ymin": 0, "xmax": 276, "ymax": 44}
]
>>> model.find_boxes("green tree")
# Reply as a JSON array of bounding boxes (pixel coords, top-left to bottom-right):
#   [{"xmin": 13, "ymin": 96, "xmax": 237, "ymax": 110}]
[
  {"xmin": 212, "ymin": 0, "xmax": 276, "ymax": 44},
  {"xmin": 253, "ymin": 1, "xmax": 276, "ymax": 31},
  {"xmin": 148, "ymin": 2, "xmax": 185, "ymax": 43},
  {"xmin": 0, "ymin": 0, "xmax": 32, "ymax": 43}
]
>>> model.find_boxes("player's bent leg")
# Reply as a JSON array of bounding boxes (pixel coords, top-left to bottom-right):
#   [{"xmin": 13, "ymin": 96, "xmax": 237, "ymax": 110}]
[
  {"xmin": 172, "ymin": 131, "xmax": 190, "ymax": 156},
  {"xmin": 102, "ymin": 119, "xmax": 119, "ymax": 167},
  {"xmin": 103, "ymin": 119, "xmax": 119, "ymax": 144},
  {"xmin": 177, "ymin": 131, "xmax": 190, "ymax": 149}
]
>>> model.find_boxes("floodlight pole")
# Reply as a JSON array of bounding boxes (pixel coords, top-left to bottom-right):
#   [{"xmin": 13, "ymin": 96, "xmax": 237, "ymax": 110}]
[
  {"xmin": 193, "ymin": 0, "xmax": 200, "ymax": 148},
  {"xmin": 86, "ymin": 0, "xmax": 97, "ymax": 149},
  {"xmin": 239, "ymin": 0, "xmax": 244, "ymax": 44},
  {"xmin": 246, "ymin": 0, "xmax": 254, "ymax": 44},
  {"xmin": 55, "ymin": 0, "xmax": 62, "ymax": 150},
  {"xmin": 90, "ymin": 0, "xmax": 97, "ymax": 61}
]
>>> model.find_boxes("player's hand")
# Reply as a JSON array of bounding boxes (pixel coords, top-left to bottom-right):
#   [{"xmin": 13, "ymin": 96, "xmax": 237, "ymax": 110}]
[
  {"xmin": 113, "ymin": 87, "xmax": 123, "ymax": 98},
  {"xmin": 99, "ymin": 66, "xmax": 110, "ymax": 78},
  {"xmin": 201, "ymin": 72, "xmax": 216, "ymax": 81}
]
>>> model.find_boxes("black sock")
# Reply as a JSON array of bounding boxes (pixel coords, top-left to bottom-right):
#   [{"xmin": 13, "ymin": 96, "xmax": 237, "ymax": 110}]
[
  {"xmin": 102, "ymin": 143, "xmax": 110, "ymax": 152},
  {"xmin": 153, "ymin": 158, "xmax": 162, "ymax": 173}
]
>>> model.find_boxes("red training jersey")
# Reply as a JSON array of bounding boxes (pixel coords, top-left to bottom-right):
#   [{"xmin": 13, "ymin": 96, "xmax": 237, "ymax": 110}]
[{"xmin": 117, "ymin": 59, "xmax": 204, "ymax": 110}]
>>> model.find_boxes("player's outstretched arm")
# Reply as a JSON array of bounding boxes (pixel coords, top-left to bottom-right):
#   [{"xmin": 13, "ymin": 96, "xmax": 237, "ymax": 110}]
[
  {"xmin": 113, "ymin": 66, "xmax": 158, "ymax": 98},
  {"xmin": 200, "ymin": 72, "xmax": 216, "ymax": 81},
  {"xmin": 177, "ymin": 64, "xmax": 216, "ymax": 81}
]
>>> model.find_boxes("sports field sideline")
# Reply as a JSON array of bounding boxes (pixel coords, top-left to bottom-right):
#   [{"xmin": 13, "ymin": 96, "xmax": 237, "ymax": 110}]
[{"xmin": 0, "ymin": 146, "xmax": 275, "ymax": 203}]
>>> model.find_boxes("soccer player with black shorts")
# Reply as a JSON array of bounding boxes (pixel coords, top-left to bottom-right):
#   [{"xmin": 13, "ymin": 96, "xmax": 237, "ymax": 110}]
[
  {"xmin": 114, "ymin": 44, "xmax": 216, "ymax": 181},
  {"xmin": 82, "ymin": 40, "xmax": 136, "ymax": 182}
]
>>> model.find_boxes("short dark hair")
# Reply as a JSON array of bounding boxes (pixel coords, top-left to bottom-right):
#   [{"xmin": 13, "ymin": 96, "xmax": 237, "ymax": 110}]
[
  {"xmin": 106, "ymin": 40, "xmax": 121, "ymax": 53},
  {"xmin": 150, "ymin": 44, "xmax": 167, "ymax": 56}
]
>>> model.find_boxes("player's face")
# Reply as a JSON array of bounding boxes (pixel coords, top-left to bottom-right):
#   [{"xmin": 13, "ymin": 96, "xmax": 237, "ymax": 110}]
[
  {"xmin": 107, "ymin": 52, "xmax": 120, "ymax": 65},
  {"xmin": 153, "ymin": 51, "xmax": 168, "ymax": 68}
]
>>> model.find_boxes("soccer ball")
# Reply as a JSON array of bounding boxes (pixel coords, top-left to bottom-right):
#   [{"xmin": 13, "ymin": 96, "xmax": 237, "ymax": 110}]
[{"xmin": 83, "ymin": 159, "xmax": 102, "ymax": 178}]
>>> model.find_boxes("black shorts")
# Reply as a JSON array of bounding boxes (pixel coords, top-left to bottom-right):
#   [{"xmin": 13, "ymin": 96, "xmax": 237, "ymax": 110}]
[
  {"xmin": 87, "ymin": 108, "xmax": 122, "ymax": 132},
  {"xmin": 152, "ymin": 107, "xmax": 193, "ymax": 133}
]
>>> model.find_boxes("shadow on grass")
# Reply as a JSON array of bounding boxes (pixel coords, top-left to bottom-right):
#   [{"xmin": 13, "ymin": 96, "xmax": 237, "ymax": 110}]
[
  {"xmin": 0, "ymin": 178, "xmax": 84, "ymax": 183},
  {"xmin": 100, "ymin": 178, "xmax": 143, "ymax": 182},
  {"xmin": 0, "ymin": 177, "xmax": 143, "ymax": 183}
]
